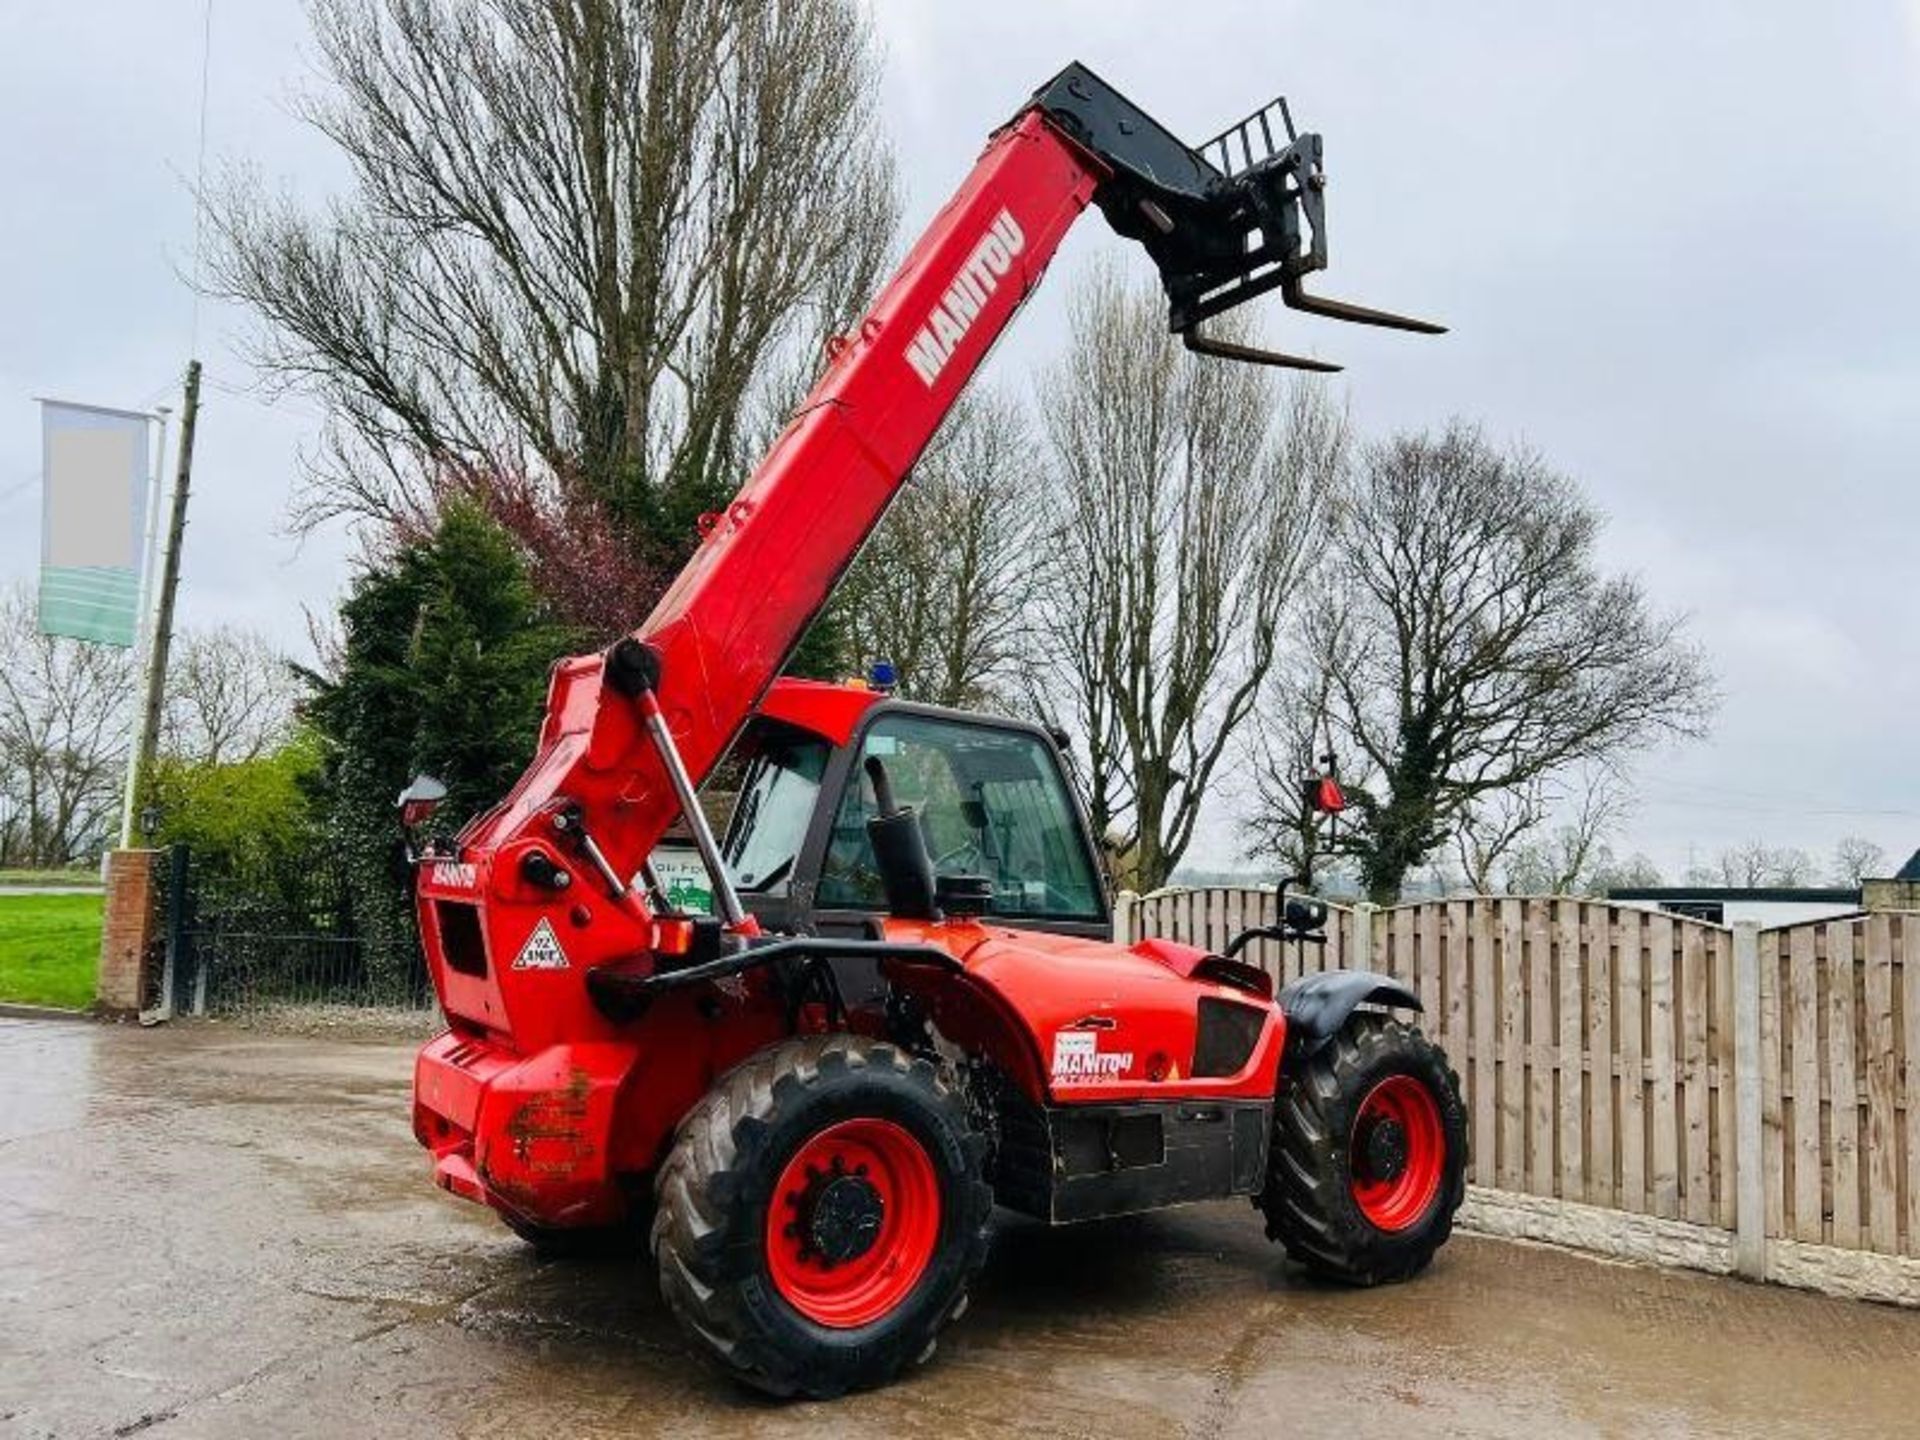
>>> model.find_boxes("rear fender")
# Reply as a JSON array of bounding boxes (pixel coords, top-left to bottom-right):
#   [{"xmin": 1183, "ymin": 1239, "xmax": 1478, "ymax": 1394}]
[{"xmin": 1278, "ymin": 970, "xmax": 1422, "ymax": 1061}]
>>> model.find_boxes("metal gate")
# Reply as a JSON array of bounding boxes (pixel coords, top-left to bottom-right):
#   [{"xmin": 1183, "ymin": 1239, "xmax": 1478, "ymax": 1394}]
[{"xmin": 159, "ymin": 844, "xmax": 434, "ymax": 1019}]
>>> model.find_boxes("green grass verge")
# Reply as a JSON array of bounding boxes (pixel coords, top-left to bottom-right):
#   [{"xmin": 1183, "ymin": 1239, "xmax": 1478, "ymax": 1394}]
[
  {"xmin": 0, "ymin": 893, "xmax": 103, "ymax": 1009},
  {"xmin": 0, "ymin": 868, "xmax": 101, "ymax": 889}
]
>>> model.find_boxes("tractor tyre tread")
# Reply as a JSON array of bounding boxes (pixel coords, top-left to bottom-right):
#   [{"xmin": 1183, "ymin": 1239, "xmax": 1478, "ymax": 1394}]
[
  {"xmin": 651, "ymin": 1033, "xmax": 992, "ymax": 1398},
  {"xmin": 1259, "ymin": 1015, "xmax": 1467, "ymax": 1286}
]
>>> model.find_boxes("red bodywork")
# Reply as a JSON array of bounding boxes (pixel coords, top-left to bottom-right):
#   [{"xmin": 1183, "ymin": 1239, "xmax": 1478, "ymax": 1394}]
[{"xmin": 409, "ymin": 105, "xmax": 1291, "ymax": 1229}]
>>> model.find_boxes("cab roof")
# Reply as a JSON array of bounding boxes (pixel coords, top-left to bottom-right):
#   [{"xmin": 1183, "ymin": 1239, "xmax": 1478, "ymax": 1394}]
[{"xmin": 758, "ymin": 678, "xmax": 885, "ymax": 747}]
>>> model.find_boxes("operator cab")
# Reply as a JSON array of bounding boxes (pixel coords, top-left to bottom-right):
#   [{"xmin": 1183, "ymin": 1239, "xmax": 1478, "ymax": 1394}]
[{"xmin": 709, "ymin": 683, "xmax": 1111, "ymax": 942}]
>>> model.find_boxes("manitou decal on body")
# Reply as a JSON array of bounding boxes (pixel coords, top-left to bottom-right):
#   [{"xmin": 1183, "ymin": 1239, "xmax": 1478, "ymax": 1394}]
[
  {"xmin": 429, "ymin": 861, "xmax": 476, "ymax": 889},
  {"xmin": 512, "ymin": 917, "xmax": 570, "ymax": 971},
  {"xmin": 1051, "ymin": 1029, "xmax": 1134, "ymax": 1085},
  {"xmin": 903, "ymin": 208, "xmax": 1027, "ymax": 387}
]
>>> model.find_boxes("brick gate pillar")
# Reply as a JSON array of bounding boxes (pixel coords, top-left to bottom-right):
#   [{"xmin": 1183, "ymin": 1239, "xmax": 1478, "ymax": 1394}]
[{"xmin": 97, "ymin": 849, "xmax": 160, "ymax": 1016}]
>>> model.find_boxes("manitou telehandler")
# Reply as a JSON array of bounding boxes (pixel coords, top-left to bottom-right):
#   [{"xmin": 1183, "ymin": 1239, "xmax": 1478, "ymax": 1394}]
[{"xmin": 404, "ymin": 62, "xmax": 1466, "ymax": 1397}]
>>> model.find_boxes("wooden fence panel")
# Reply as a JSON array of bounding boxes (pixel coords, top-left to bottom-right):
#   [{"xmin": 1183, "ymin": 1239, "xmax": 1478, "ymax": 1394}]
[
  {"xmin": 1440, "ymin": 904, "xmax": 1467, "ymax": 1100},
  {"xmin": 1712, "ymin": 927, "xmax": 1737, "ymax": 1228},
  {"xmin": 1617, "ymin": 906, "xmax": 1647, "ymax": 1213},
  {"xmin": 1903, "ymin": 913, "xmax": 1920, "ymax": 1260},
  {"xmin": 1761, "ymin": 927, "xmax": 1787, "ymax": 1241},
  {"xmin": 1826, "ymin": 919, "xmax": 1862, "ymax": 1249},
  {"xmin": 1499, "ymin": 899, "xmax": 1526, "ymax": 1190},
  {"xmin": 1788, "ymin": 924, "xmax": 1824, "ymax": 1243},
  {"xmin": 1587, "ymin": 902, "xmax": 1617, "ymax": 1209},
  {"xmin": 1862, "ymin": 913, "xmax": 1899, "ymax": 1255},
  {"xmin": 1469, "ymin": 901, "xmax": 1497, "ymax": 1188},
  {"xmin": 1558, "ymin": 899, "xmax": 1586, "ymax": 1203},
  {"xmin": 1527, "ymin": 900, "xmax": 1555, "ymax": 1197},
  {"xmin": 1648, "ymin": 912, "xmax": 1679, "ymax": 1217},
  {"xmin": 1115, "ymin": 887, "xmax": 1920, "ymax": 1270},
  {"xmin": 1681, "ymin": 922, "xmax": 1712, "ymax": 1224}
]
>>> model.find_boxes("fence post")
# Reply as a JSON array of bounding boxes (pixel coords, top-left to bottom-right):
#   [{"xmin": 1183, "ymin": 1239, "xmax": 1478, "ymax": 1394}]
[
  {"xmin": 1351, "ymin": 902, "xmax": 1377, "ymax": 972},
  {"xmin": 1113, "ymin": 890, "xmax": 1137, "ymax": 945},
  {"xmin": 1732, "ymin": 921, "xmax": 1767, "ymax": 1280}
]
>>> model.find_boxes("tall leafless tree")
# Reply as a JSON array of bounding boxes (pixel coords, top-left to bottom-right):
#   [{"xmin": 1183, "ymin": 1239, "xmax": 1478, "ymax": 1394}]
[
  {"xmin": 0, "ymin": 586, "xmax": 133, "ymax": 867},
  {"xmin": 1831, "ymin": 835, "xmax": 1888, "ymax": 886},
  {"xmin": 1029, "ymin": 266, "xmax": 1344, "ymax": 891},
  {"xmin": 1497, "ymin": 767, "xmax": 1643, "ymax": 895},
  {"xmin": 1258, "ymin": 422, "xmax": 1715, "ymax": 904},
  {"xmin": 835, "ymin": 391, "xmax": 1038, "ymax": 710},
  {"xmin": 1453, "ymin": 781, "xmax": 1552, "ymax": 894},
  {"xmin": 160, "ymin": 627, "xmax": 301, "ymax": 765},
  {"xmin": 1690, "ymin": 842, "xmax": 1819, "ymax": 888},
  {"xmin": 209, "ymin": 0, "xmax": 897, "ymax": 560}
]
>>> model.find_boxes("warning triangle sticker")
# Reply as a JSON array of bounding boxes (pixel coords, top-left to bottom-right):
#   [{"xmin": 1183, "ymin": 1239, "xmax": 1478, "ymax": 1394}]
[{"xmin": 512, "ymin": 917, "xmax": 570, "ymax": 971}]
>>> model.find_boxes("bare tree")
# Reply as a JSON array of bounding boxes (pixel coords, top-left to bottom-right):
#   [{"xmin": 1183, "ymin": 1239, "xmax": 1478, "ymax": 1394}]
[
  {"xmin": 1029, "ymin": 266, "xmax": 1344, "ymax": 891},
  {"xmin": 835, "ymin": 391, "xmax": 1040, "ymax": 709},
  {"xmin": 1500, "ymin": 769, "xmax": 1640, "ymax": 895},
  {"xmin": 1691, "ymin": 842, "xmax": 1819, "ymax": 888},
  {"xmin": 209, "ymin": 0, "xmax": 897, "ymax": 552},
  {"xmin": 161, "ymin": 627, "xmax": 301, "ymax": 765},
  {"xmin": 0, "ymin": 585, "xmax": 133, "ymax": 866},
  {"xmin": 1265, "ymin": 422, "xmax": 1715, "ymax": 904},
  {"xmin": 1242, "ymin": 664, "xmax": 1342, "ymax": 877},
  {"xmin": 1831, "ymin": 835, "xmax": 1888, "ymax": 886},
  {"xmin": 1454, "ymin": 782, "xmax": 1550, "ymax": 894}
]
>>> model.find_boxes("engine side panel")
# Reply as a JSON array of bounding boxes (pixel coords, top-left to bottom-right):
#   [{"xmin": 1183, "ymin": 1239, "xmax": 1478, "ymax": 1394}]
[{"xmin": 882, "ymin": 919, "xmax": 1287, "ymax": 1105}]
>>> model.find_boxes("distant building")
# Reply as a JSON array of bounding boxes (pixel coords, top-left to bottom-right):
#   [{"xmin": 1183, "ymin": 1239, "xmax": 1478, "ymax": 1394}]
[
  {"xmin": 1861, "ymin": 849, "xmax": 1920, "ymax": 913},
  {"xmin": 1606, "ymin": 886, "xmax": 1860, "ymax": 927},
  {"xmin": 1611, "ymin": 848, "xmax": 1920, "ymax": 924}
]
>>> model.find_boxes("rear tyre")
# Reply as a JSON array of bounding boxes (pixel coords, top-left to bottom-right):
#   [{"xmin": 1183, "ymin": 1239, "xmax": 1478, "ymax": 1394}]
[
  {"xmin": 1259, "ymin": 1015, "xmax": 1467, "ymax": 1285},
  {"xmin": 651, "ymin": 1034, "xmax": 992, "ymax": 1398}
]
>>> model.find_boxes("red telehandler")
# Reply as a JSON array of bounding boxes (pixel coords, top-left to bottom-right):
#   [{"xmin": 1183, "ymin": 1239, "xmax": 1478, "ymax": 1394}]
[{"xmin": 404, "ymin": 62, "xmax": 1465, "ymax": 1397}]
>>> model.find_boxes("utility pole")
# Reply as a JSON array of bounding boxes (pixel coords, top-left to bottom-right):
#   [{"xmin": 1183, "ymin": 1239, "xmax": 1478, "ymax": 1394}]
[
  {"xmin": 126, "ymin": 359, "xmax": 201, "ymax": 845},
  {"xmin": 117, "ymin": 406, "xmax": 172, "ymax": 849}
]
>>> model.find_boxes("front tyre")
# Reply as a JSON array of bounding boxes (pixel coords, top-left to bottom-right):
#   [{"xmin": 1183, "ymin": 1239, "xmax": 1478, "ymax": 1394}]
[
  {"xmin": 1259, "ymin": 1015, "xmax": 1467, "ymax": 1285},
  {"xmin": 651, "ymin": 1034, "xmax": 992, "ymax": 1398}
]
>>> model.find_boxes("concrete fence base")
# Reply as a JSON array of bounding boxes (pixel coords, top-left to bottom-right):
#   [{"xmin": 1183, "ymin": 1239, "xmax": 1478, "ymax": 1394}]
[{"xmin": 1461, "ymin": 1185, "xmax": 1920, "ymax": 1307}]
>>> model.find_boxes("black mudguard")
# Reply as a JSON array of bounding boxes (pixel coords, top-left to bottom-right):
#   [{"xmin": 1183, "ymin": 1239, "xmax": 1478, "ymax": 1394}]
[{"xmin": 1278, "ymin": 970, "xmax": 1422, "ymax": 1060}]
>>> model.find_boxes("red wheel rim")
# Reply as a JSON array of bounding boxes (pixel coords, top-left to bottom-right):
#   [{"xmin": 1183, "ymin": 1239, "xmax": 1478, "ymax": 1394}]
[
  {"xmin": 764, "ymin": 1117, "xmax": 942, "ymax": 1328},
  {"xmin": 1349, "ymin": 1074, "xmax": 1445, "ymax": 1232}
]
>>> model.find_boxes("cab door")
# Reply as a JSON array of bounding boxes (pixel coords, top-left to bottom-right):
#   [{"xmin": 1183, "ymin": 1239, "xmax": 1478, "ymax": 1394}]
[{"xmin": 792, "ymin": 703, "xmax": 1113, "ymax": 942}]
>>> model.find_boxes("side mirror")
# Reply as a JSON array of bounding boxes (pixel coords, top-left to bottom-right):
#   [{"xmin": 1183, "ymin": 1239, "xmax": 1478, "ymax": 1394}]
[
  {"xmin": 396, "ymin": 774, "xmax": 448, "ymax": 828},
  {"xmin": 1284, "ymin": 894, "xmax": 1329, "ymax": 934}
]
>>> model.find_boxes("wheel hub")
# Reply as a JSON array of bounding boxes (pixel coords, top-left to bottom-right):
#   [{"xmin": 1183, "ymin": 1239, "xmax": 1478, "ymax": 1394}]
[
  {"xmin": 1357, "ymin": 1115, "xmax": 1409, "ymax": 1184},
  {"xmin": 806, "ymin": 1172, "xmax": 886, "ymax": 1265},
  {"xmin": 766, "ymin": 1117, "xmax": 944, "ymax": 1328}
]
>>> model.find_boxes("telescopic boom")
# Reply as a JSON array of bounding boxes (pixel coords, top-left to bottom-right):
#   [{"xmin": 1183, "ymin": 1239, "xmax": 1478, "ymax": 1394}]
[{"xmin": 435, "ymin": 62, "xmax": 1438, "ymax": 1003}]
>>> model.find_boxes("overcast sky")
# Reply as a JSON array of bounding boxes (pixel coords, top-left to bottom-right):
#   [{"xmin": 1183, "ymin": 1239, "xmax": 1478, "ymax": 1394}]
[{"xmin": 3, "ymin": 2, "xmax": 1918, "ymax": 878}]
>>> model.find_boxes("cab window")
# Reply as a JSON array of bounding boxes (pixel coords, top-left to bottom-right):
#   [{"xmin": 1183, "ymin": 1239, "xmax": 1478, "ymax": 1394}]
[
  {"xmin": 818, "ymin": 715, "xmax": 1102, "ymax": 922},
  {"xmin": 720, "ymin": 722, "xmax": 830, "ymax": 895}
]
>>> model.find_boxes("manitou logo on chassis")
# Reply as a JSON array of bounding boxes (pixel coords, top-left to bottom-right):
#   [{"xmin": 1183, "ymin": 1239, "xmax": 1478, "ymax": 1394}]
[
  {"xmin": 902, "ymin": 208, "xmax": 1026, "ymax": 387},
  {"xmin": 1051, "ymin": 1029, "xmax": 1133, "ymax": 1085}
]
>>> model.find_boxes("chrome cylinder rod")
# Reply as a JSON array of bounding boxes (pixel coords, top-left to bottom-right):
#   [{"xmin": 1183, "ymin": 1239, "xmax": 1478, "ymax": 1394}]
[{"xmin": 639, "ymin": 692, "xmax": 747, "ymax": 928}]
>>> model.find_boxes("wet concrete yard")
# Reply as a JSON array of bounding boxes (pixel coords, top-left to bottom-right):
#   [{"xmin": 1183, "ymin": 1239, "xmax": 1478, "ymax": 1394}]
[{"xmin": 4, "ymin": 1015, "xmax": 1919, "ymax": 1438}]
